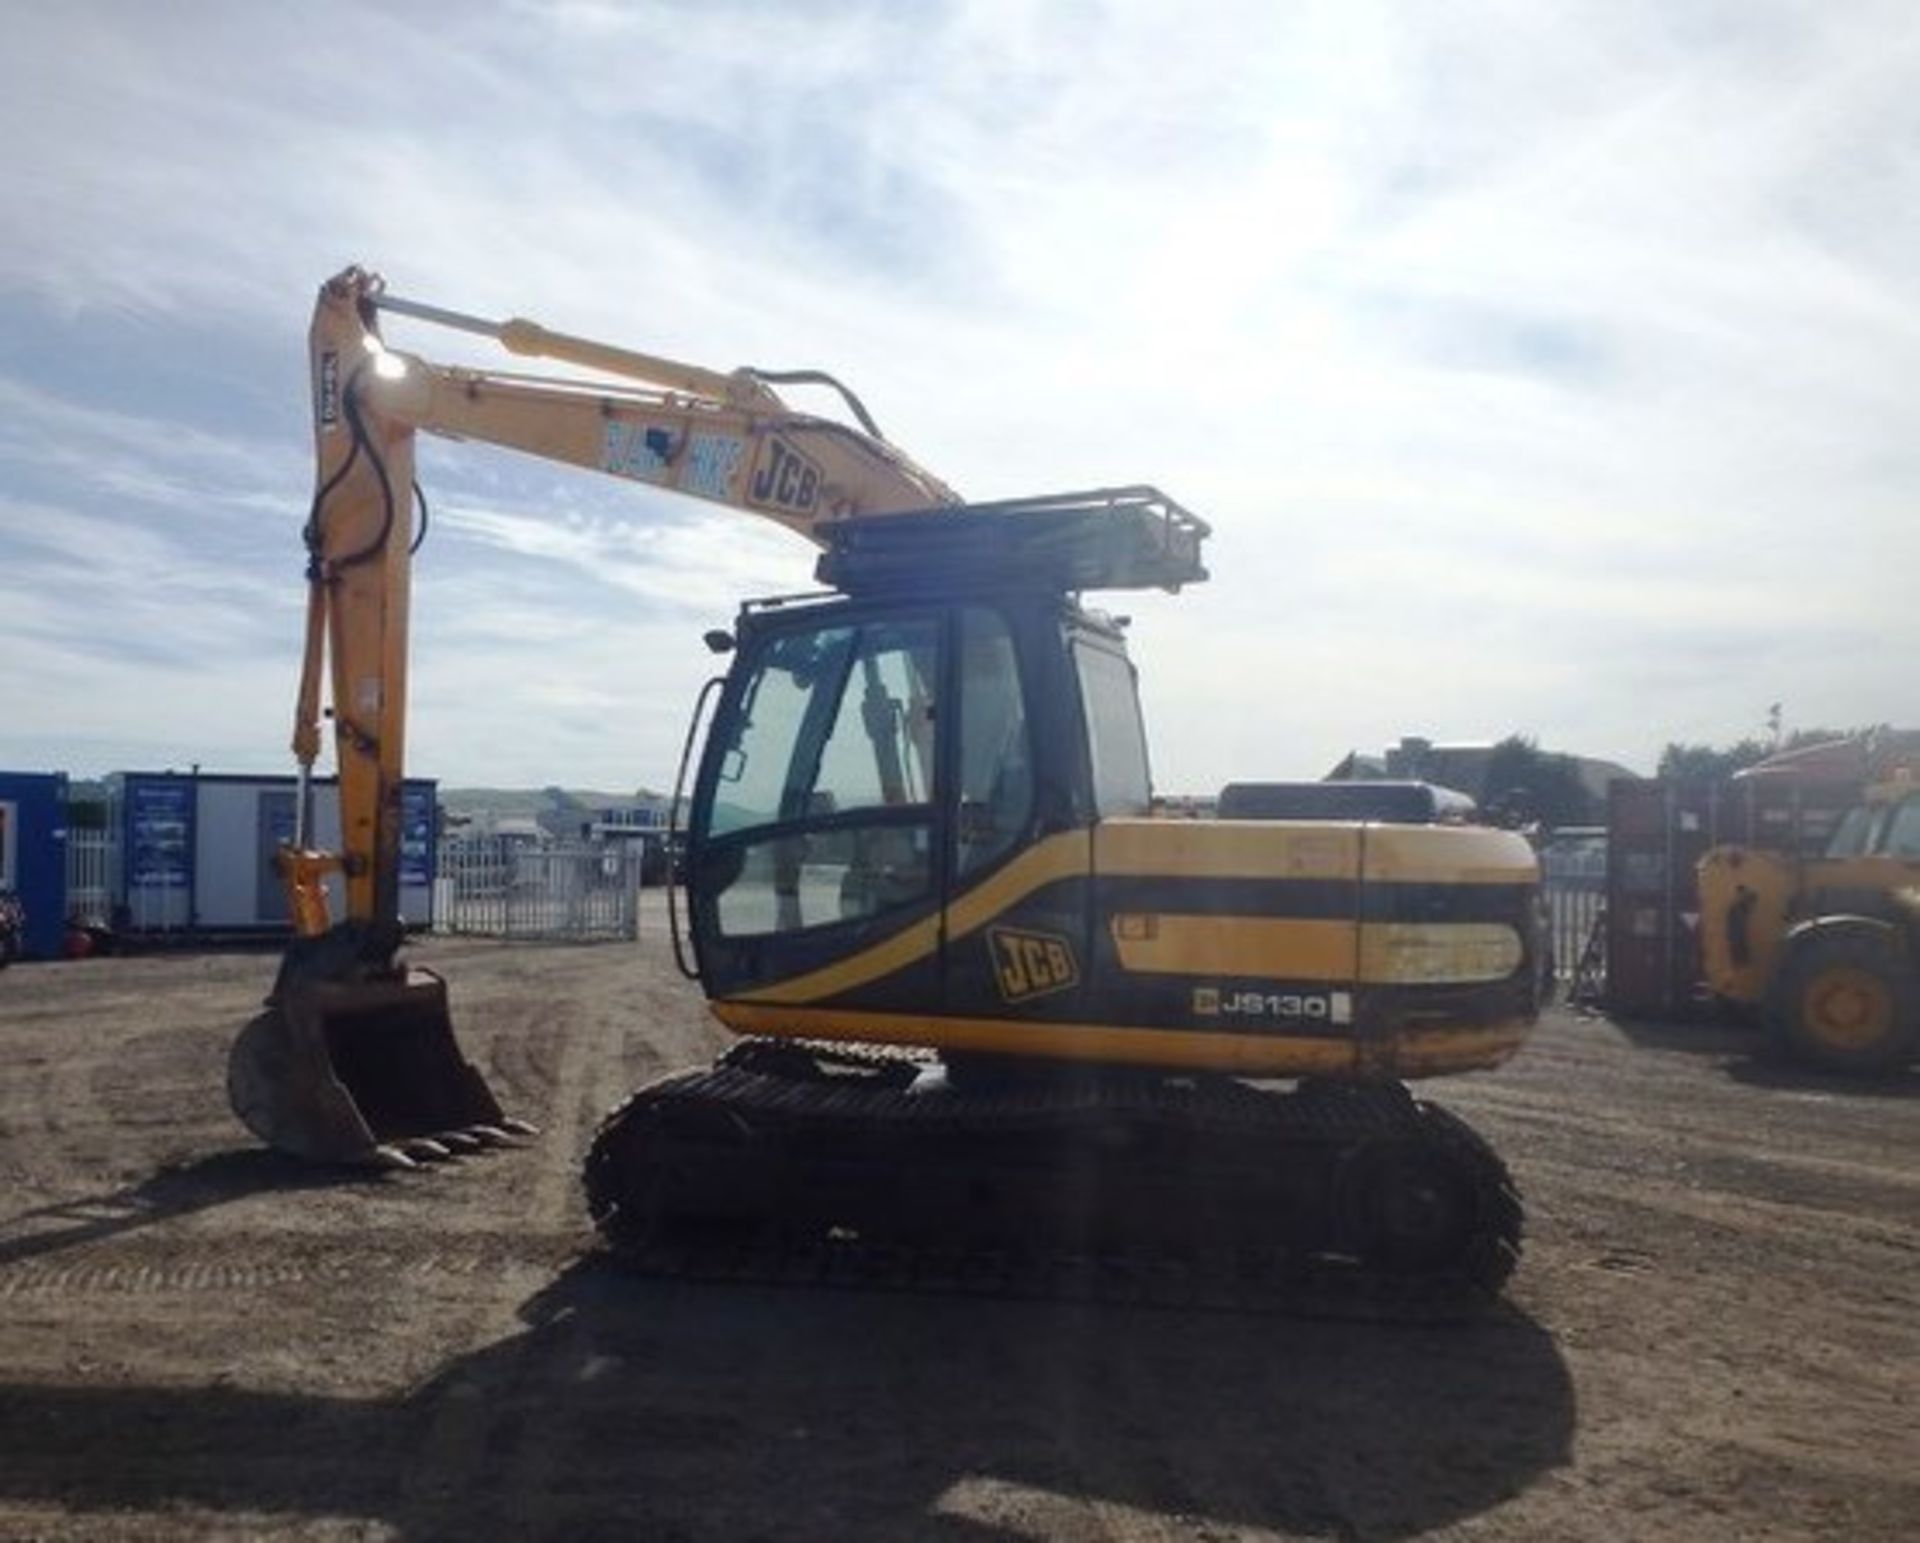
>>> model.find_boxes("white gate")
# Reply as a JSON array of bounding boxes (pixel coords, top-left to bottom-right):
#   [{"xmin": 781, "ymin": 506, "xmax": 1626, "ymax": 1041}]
[
  {"xmin": 434, "ymin": 838, "xmax": 642, "ymax": 941},
  {"xmin": 66, "ymin": 827, "xmax": 113, "ymax": 928},
  {"xmin": 1541, "ymin": 828, "xmax": 1605, "ymax": 983}
]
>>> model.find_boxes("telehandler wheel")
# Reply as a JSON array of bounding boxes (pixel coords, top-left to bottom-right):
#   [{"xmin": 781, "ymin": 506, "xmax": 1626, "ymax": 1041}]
[{"xmin": 1769, "ymin": 931, "xmax": 1918, "ymax": 1074}]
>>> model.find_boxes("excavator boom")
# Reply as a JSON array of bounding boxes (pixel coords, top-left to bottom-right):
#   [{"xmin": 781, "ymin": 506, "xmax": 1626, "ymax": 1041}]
[{"xmin": 231, "ymin": 267, "xmax": 958, "ymax": 1166}]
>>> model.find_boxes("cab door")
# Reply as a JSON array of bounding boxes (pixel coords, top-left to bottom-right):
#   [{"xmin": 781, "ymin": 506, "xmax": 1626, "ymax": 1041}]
[
  {"xmin": 938, "ymin": 605, "xmax": 1101, "ymax": 1023},
  {"xmin": 688, "ymin": 602, "xmax": 948, "ymax": 1008}
]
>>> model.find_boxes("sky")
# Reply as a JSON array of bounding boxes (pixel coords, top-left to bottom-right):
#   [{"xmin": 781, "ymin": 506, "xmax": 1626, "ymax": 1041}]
[{"xmin": 1, "ymin": 0, "xmax": 1914, "ymax": 796}]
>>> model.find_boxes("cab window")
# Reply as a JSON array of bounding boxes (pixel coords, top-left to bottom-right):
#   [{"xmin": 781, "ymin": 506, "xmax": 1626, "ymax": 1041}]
[
  {"xmin": 955, "ymin": 607, "xmax": 1032, "ymax": 877},
  {"xmin": 1824, "ymin": 805, "xmax": 1874, "ymax": 860},
  {"xmin": 1072, "ymin": 638, "xmax": 1151, "ymax": 817},
  {"xmin": 1884, "ymin": 798, "xmax": 1920, "ymax": 859},
  {"xmin": 702, "ymin": 616, "xmax": 939, "ymax": 938}
]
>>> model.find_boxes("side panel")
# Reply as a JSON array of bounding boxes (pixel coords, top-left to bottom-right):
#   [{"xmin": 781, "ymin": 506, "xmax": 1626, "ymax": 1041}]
[
  {"xmin": 713, "ymin": 818, "xmax": 1540, "ymax": 1080},
  {"xmin": 1085, "ymin": 820, "xmax": 1537, "ymax": 1075},
  {"xmin": 1090, "ymin": 818, "xmax": 1364, "ymax": 1048}
]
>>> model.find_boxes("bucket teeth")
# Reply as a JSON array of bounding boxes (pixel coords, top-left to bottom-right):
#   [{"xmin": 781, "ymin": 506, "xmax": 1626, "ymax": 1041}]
[
  {"xmin": 499, "ymin": 1117, "xmax": 541, "ymax": 1137},
  {"xmin": 228, "ymin": 954, "xmax": 526, "ymax": 1169}
]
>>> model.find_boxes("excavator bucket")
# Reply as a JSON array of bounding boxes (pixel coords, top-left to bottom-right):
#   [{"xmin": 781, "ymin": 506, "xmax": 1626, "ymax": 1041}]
[{"xmin": 229, "ymin": 964, "xmax": 527, "ymax": 1168}]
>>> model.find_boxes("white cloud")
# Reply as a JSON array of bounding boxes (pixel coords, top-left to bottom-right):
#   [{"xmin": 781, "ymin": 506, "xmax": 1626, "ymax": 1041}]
[{"xmin": 2, "ymin": 0, "xmax": 1916, "ymax": 795}]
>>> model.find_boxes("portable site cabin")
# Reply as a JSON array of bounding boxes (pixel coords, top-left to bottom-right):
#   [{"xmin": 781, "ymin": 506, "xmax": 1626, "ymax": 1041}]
[
  {"xmin": 0, "ymin": 771, "xmax": 70, "ymax": 960},
  {"xmin": 109, "ymin": 771, "xmax": 438, "ymax": 937}
]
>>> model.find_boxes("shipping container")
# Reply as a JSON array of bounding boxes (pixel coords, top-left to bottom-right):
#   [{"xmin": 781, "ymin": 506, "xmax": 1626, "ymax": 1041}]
[
  {"xmin": 1603, "ymin": 776, "xmax": 1860, "ymax": 1017},
  {"xmin": 0, "ymin": 771, "xmax": 70, "ymax": 960},
  {"xmin": 107, "ymin": 772, "xmax": 436, "ymax": 937}
]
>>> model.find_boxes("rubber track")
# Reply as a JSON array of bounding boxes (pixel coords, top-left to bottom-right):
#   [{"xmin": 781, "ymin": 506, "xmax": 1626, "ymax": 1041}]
[{"xmin": 585, "ymin": 1046, "xmax": 1523, "ymax": 1325}]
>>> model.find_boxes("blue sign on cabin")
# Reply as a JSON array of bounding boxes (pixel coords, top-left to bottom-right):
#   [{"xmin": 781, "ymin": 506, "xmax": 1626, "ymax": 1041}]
[
  {"xmin": 126, "ymin": 775, "xmax": 194, "ymax": 888},
  {"xmin": 0, "ymin": 772, "xmax": 70, "ymax": 960},
  {"xmin": 400, "ymin": 782, "xmax": 436, "ymax": 887}
]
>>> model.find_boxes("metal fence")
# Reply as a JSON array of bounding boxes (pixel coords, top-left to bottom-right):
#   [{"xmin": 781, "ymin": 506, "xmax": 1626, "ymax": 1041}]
[
  {"xmin": 65, "ymin": 827, "xmax": 114, "ymax": 928},
  {"xmin": 1541, "ymin": 828, "xmax": 1605, "ymax": 986},
  {"xmin": 433, "ymin": 838, "xmax": 644, "ymax": 941}
]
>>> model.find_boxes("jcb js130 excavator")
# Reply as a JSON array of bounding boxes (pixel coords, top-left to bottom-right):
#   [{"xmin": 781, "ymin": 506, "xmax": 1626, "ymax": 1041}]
[{"xmin": 231, "ymin": 267, "xmax": 1547, "ymax": 1311}]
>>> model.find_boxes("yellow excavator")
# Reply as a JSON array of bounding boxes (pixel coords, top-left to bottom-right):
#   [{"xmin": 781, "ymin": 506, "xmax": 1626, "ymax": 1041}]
[
  {"xmin": 1698, "ymin": 769, "xmax": 1920, "ymax": 1072},
  {"xmin": 231, "ymin": 266, "xmax": 1548, "ymax": 1308}
]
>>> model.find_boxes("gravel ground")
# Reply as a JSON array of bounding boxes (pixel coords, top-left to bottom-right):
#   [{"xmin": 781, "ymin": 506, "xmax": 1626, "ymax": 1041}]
[{"xmin": 1, "ymin": 904, "xmax": 1916, "ymax": 1540}]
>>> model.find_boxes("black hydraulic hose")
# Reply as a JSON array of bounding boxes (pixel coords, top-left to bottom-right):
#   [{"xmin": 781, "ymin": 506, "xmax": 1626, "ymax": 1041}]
[
  {"xmin": 307, "ymin": 360, "xmax": 426, "ymax": 565},
  {"xmin": 745, "ymin": 367, "xmax": 885, "ymax": 441},
  {"xmin": 302, "ymin": 414, "xmax": 361, "ymax": 578},
  {"xmin": 314, "ymin": 366, "xmax": 398, "ymax": 574},
  {"xmin": 410, "ymin": 480, "xmax": 429, "ymax": 555}
]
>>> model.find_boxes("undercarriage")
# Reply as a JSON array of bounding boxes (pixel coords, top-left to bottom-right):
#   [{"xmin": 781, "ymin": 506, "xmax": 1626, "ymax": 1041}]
[{"xmin": 584, "ymin": 1039, "xmax": 1521, "ymax": 1322}]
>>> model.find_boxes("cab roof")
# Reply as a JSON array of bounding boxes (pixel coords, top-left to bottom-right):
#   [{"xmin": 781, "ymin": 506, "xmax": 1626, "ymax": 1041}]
[{"xmin": 813, "ymin": 486, "xmax": 1209, "ymax": 598}]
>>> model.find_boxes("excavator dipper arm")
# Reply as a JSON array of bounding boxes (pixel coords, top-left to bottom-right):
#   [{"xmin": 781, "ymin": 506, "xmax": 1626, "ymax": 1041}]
[{"xmin": 230, "ymin": 266, "xmax": 957, "ymax": 1167}]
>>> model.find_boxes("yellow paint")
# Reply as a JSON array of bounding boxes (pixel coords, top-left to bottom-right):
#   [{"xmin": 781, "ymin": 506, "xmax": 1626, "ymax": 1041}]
[
  {"xmin": 743, "ymin": 822, "xmax": 1535, "ymax": 1007},
  {"xmin": 1109, "ymin": 915, "xmax": 1521, "ymax": 985},
  {"xmin": 294, "ymin": 264, "xmax": 964, "ymax": 936},
  {"xmin": 947, "ymin": 831, "xmax": 1092, "ymax": 936},
  {"xmin": 1700, "ymin": 843, "xmax": 1920, "ymax": 1009},
  {"xmin": 742, "ymin": 831, "xmax": 1090, "ymax": 1005},
  {"xmin": 1095, "ymin": 819, "xmax": 1361, "ymax": 881},
  {"xmin": 1108, "ymin": 915, "xmax": 1359, "ymax": 979},
  {"xmin": 1096, "ymin": 819, "xmax": 1537, "ymax": 889},
  {"xmin": 1360, "ymin": 824, "xmax": 1540, "ymax": 885},
  {"xmin": 1358, "ymin": 923, "xmax": 1524, "ymax": 984},
  {"xmin": 1388, "ymin": 1020, "xmax": 1534, "ymax": 1076},
  {"xmin": 1696, "ymin": 847, "xmax": 1796, "ymax": 1002},
  {"xmin": 1801, "ymin": 964, "xmax": 1896, "ymax": 1051},
  {"xmin": 711, "ymin": 1001, "xmax": 1533, "ymax": 1080}
]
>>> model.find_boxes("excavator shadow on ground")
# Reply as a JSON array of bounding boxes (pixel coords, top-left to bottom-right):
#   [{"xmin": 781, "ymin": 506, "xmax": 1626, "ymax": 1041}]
[
  {"xmin": 0, "ymin": 1254, "xmax": 1575, "ymax": 1540},
  {"xmin": 0, "ymin": 1148, "xmax": 374, "ymax": 1270}
]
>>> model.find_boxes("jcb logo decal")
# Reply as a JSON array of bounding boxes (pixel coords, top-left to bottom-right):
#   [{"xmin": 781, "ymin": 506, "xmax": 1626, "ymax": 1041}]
[
  {"xmin": 750, "ymin": 437, "xmax": 823, "ymax": 515},
  {"xmin": 988, "ymin": 926, "xmax": 1079, "ymax": 1003}
]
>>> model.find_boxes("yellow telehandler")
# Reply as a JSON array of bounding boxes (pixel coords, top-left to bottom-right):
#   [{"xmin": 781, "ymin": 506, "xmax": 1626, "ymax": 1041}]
[{"xmin": 1699, "ymin": 772, "xmax": 1920, "ymax": 1071}]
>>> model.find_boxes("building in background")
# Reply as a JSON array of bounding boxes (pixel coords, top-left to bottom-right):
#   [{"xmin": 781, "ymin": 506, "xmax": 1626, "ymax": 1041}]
[{"xmin": 1329, "ymin": 736, "xmax": 1641, "ymax": 826}]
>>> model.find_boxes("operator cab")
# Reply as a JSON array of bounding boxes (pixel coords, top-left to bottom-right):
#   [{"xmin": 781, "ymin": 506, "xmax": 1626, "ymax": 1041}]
[
  {"xmin": 677, "ymin": 487, "xmax": 1538, "ymax": 1082},
  {"xmin": 681, "ymin": 489, "xmax": 1204, "ymax": 1009}
]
